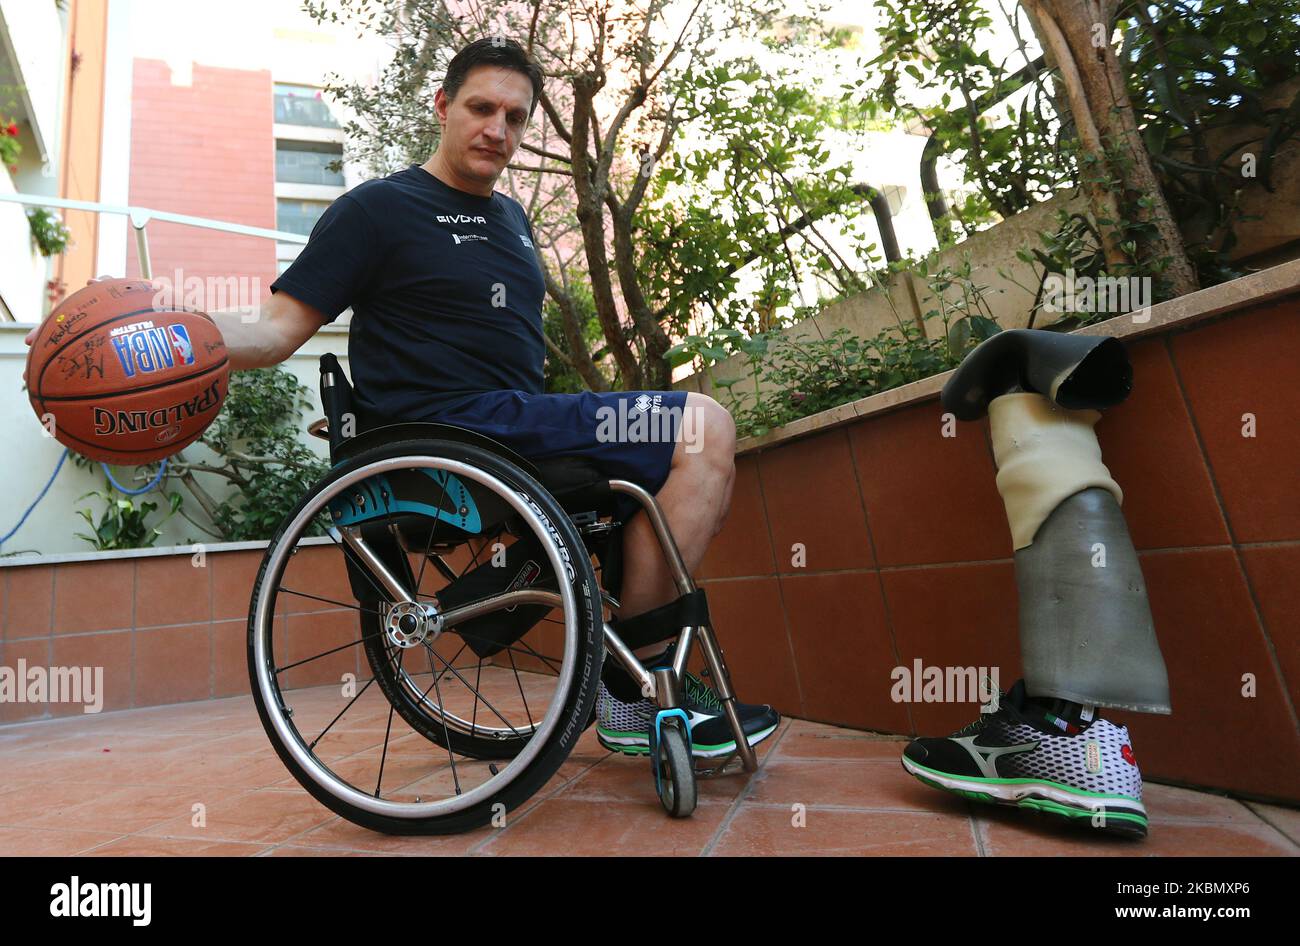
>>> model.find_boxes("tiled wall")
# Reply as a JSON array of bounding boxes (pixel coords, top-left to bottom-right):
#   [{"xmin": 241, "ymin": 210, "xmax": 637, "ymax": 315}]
[
  {"xmin": 2, "ymin": 297, "xmax": 1297, "ymax": 803},
  {"xmin": 0, "ymin": 546, "xmax": 359, "ymax": 723},
  {"xmin": 696, "ymin": 295, "xmax": 1300, "ymax": 803}
]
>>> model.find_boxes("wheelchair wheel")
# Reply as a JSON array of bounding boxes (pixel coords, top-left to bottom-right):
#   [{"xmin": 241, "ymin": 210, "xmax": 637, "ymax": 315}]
[
  {"xmin": 247, "ymin": 438, "xmax": 603, "ymax": 835},
  {"xmin": 654, "ymin": 717, "xmax": 697, "ymax": 818}
]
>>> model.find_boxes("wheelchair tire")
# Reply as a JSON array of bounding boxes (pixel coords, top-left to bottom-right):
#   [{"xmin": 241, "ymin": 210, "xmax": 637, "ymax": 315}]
[
  {"xmin": 248, "ymin": 438, "xmax": 603, "ymax": 835},
  {"xmin": 655, "ymin": 717, "xmax": 697, "ymax": 818}
]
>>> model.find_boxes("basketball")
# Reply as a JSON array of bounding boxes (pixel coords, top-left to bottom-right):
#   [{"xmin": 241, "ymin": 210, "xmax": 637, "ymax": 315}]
[{"xmin": 26, "ymin": 278, "xmax": 230, "ymax": 464}]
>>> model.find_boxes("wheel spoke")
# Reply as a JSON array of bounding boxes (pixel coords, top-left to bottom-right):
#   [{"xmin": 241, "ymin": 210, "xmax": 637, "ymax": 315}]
[
  {"xmin": 419, "ymin": 642, "xmax": 525, "ymax": 737},
  {"xmin": 509, "ymin": 638, "xmax": 564, "ymax": 675},
  {"xmin": 308, "ymin": 675, "xmax": 377, "ymax": 750},
  {"xmin": 472, "ymin": 658, "xmax": 484, "ymax": 737},
  {"xmin": 428, "ymin": 654, "xmax": 462, "ymax": 795},
  {"xmin": 506, "ymin": 649, "xmax": 534, "ymax": 728},
  {"xmin": 274, "ymin": 627, "xmax": 380, "ymax": 675},
  {"xmin": 375, "ymin": 649, "xmax": 403, "ymax": 797},
  {"xmin": 277, "ymin": 588, "xmax": 383, "ymax": 613}
]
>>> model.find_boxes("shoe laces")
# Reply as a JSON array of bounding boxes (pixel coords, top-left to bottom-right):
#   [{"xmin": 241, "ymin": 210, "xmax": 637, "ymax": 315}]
[
  {"xmin": 949, "ymin": 678, "xmax": 1012, "ymax": 737},
  {"xmin": 683, "ymin": 669, "xmax": 723, "ymax": 711}
]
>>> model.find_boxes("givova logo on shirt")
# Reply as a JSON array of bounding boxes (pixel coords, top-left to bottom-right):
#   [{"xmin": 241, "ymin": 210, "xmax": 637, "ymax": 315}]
[{"xmin": 436, "ymin": 214, "xmax": 487, "ymax": 224}]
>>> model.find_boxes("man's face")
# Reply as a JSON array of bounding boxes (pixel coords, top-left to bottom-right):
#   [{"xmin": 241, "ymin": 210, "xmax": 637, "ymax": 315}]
[{"xmin": 436, "ymin": 65, "xmax": 533, "ymax": 186}]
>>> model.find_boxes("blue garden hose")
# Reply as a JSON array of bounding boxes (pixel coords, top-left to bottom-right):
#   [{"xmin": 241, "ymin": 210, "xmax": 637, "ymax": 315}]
[
  {"xmin": 100, "ymin": 459, "xmax": 169, "ymax": 496},
  {"xmin": 0, "ymin": 447, "xmax": 69, "ymax": 549},
  {"xmin": 0, "ymin": 450, "xmax": 169, "ymax": 550}
]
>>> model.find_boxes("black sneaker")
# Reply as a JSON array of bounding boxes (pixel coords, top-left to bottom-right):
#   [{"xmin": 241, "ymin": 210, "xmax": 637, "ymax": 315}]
[
  {"xmin": 901, "ymin": 679, "xmax": 1148, "ymax": 838},
  {"xmin": 595, "ymin": 656, "xmax": 779, "ymax": 759}
]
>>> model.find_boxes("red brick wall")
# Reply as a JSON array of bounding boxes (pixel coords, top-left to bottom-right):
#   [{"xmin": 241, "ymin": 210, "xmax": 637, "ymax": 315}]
[{"xmin": 123, "ymin": 60, "xmax": 277, "ymax": 303}]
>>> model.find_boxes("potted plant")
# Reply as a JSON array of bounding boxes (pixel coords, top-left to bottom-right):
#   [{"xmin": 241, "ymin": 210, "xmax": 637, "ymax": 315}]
[
  {"xmin": 1, "ymin": 116, "xmax": 20, "ymax": 173},
  {"xmin": 27, "ymin": 208, "xmax": 72, "ymax": 257}
]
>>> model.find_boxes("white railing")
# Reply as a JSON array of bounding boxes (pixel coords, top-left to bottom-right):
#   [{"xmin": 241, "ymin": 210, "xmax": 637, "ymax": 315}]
[
  {"xmin": 0, "ymin": 192, "xmax": 307, "ymax": 290},
  {"xmin": 0, "ymin": 194, "xmax": 344, "ymax": 558}
]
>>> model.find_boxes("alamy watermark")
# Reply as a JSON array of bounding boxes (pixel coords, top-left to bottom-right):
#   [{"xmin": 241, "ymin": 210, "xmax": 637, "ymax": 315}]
[
  {"xmin": 0, "ymin": 660, "xmax": 104, "ymax": 713},
  {"xmin": 150, "ymin": 270, "xmax": 261, "ymax": 322},
  {"xmin": 50, "ymin": 877, "xmax": 150, "ymax": 926},
  {"xmin": 594, "ymin": 396, "xmax": 704, "ymax": 453},
  {"xmin": 1042, "ymin": 268, "xmax": 1152, "ymax": 323},
  {"xmin": 890, "ymin": 660, "xmax": 1000, "ymax": 710}
]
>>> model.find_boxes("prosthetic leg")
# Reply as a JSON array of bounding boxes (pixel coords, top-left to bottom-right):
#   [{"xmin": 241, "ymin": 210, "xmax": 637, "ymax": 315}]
[
  {"xmin": 942, "ymin": 329, "xmax": 1170, "ymax": 712},
  {"xmin": 903, "ymin": 330, "xmax": 1166, "ymax": 836}
]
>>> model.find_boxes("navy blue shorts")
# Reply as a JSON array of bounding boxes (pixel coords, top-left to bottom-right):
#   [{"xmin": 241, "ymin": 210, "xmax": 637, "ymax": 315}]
[{"xmin": 426, "ymin": 389, "xmax": 690, "ymax": 497}]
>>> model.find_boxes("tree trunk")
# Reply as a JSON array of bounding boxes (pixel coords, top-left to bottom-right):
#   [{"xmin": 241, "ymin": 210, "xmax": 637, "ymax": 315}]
[
  {"xmin": 569, "ymin": 73, "xmax": 644, "ymax": 389},
  {"xmin": 1022, "ymin": 0, "xmax": 1199, "ymax": 296}
]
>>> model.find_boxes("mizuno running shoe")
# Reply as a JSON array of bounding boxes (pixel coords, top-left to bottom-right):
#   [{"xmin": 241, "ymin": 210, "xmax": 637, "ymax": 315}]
[
  {"xmin": 901, "ymin": 679, "xmax": 1148, "ymax": 838},
  {"xmin": 595, "ymin": 660, "xmax": 779, "ymax": 759}
]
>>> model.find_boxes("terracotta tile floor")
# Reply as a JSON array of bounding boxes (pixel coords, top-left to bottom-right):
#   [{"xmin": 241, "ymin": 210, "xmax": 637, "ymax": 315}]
[{"xmin": 0, "ymin": 685, "xmax": 1297, "ymax": 857}]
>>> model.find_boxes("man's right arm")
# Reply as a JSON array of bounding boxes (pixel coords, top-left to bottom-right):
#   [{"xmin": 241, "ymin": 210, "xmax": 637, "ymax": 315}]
[
  {"xmin": 21, "ymin": 283, "xmax": 328, "ymax": 379},
  {"xmin": 209, "ymin": 289, "xmax": 330, "ymax": 371}
]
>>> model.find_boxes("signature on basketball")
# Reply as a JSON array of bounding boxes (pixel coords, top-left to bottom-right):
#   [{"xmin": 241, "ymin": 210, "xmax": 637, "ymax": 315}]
[
  {"xmin": 56, "ymin": 336, "xmax": 107, "ymax": 381},
  {"xmin": 44, "ymin": 309, "xmax": 91, "ymax": 348}
]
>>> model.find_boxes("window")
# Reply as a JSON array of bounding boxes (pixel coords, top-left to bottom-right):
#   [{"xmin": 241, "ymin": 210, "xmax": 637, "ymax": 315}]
[
  {"xmin": 276, "ymin": 198, "xmax": 331, "ymax": 237},
  {"xmin": 276, "ymin": 140, "xmax": 344, "ymax": 186},
  {"xmin": 274, "ymin": 83, "xmax": 339, "ymax": 128}
]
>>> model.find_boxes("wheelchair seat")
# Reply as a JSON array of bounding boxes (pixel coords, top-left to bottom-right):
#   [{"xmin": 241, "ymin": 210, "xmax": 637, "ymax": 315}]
[{"xmin": 314, "ymin": 353, "xmax": 618, "ymax": 519}]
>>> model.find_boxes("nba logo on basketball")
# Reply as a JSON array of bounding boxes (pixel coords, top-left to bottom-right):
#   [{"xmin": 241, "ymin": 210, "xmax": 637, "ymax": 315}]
[
  {"xmin": 169, "ymin": 324, "xmax": 195, "ymax": 365},
  {"xmin": 110, "ymin": 322, "xmax": 197, "ymax": 378}
]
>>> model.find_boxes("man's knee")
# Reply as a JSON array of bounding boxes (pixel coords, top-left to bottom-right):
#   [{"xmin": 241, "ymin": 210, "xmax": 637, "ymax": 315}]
[{"xmin": 682, "ymin": 393, "xmax": 736, "ymax": 468}]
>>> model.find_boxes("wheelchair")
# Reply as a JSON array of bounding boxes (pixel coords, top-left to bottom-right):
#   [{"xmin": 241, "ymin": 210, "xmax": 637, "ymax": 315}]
[{"xmin": 246, "ymin": 354, "xmax": 759, "ymax": 834}]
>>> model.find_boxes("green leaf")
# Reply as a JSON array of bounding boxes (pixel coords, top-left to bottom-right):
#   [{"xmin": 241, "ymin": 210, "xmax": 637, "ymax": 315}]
[{"xmin": 664, "ymin": 342, "xmax": 695, "ymax": 368}]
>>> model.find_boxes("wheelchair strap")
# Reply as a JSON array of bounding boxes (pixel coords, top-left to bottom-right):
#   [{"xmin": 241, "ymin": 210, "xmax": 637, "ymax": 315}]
[{"xmin": 611, "ymin": 588, "xmax": 712, "ymax": 650}]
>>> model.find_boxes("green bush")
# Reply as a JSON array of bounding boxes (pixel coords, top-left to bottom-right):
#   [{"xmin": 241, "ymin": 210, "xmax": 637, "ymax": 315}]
[{"xmin": 75, "ymin": 485, "xmax": 182, "ymax": 551}]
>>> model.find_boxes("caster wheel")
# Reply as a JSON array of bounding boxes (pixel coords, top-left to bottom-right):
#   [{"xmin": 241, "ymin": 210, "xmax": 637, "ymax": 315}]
[{"xmin": 654, "ymin": 717, "xmax": 697, "ymax": 818}]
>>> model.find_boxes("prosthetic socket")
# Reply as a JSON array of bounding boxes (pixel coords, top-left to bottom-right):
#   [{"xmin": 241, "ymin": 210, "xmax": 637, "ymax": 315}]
[{"xmin": 942, "ymin": 330, "xmax": 1171, "ymax": 713}]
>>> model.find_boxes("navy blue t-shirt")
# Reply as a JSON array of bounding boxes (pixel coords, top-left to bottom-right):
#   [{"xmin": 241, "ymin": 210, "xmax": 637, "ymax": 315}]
[{"xmin": 270, "ymin": 164, "xmax": 546, "ymax": 420}]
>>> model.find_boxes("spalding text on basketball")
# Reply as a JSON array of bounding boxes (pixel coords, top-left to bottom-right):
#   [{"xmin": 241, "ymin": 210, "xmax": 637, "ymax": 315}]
[{"xmin": 91, "ymin": 378, "xmax": 223, "ymax": 435}]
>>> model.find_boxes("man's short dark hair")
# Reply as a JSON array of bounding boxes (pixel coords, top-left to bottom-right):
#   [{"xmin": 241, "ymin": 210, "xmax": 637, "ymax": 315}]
[{"xmin": 442, "ymin": 37, "xmax": 544, "ymax": 119}]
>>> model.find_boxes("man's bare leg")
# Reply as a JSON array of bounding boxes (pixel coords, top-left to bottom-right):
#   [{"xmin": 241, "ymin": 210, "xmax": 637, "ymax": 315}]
[{"xmin": 614, "ymin": 393, "xmax": 736, "ymax": 654}]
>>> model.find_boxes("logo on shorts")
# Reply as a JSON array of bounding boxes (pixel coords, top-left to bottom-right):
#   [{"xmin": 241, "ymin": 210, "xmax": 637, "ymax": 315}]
[
  {"xmin": 110, "ymin": 322, "xmax": 196, "ymax": 378},
  {"xmin": 633, "ymin": 394, "xmax": 663, "ymax": 415}
]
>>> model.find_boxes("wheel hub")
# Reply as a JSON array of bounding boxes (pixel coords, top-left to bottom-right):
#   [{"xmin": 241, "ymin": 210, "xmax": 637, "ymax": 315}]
[{"xmin": 385, "ymin": 601, "xmax": 442, "ymax": 649}]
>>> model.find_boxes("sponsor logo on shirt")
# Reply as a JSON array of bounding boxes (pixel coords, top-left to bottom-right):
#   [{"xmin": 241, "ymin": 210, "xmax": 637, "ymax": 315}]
[
  {"xmin": 519, "ymin": 234, "xmax": 534, "ymax": 249},
  {"xmin": 452, "ymin": 233, "xmax": 489, "ymax": 245},
  {"xmin": 436, "ymin": 214, "xmax": 487, "ymax": 224}
]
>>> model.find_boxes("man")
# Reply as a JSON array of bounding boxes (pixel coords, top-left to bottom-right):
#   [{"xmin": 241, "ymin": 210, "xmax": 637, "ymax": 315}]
[{"xmin": 169, "ymin": 38, "xmax": 779, "ymax": 759}]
